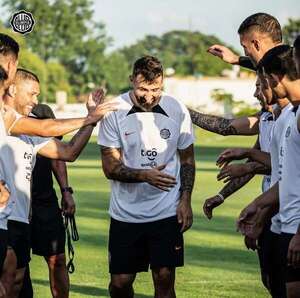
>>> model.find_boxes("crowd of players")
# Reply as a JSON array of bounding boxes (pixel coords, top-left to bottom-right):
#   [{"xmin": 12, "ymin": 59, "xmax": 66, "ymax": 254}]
[{"xmin": 0, "ymin": 11, "xmax": 299, "ymax": 298}]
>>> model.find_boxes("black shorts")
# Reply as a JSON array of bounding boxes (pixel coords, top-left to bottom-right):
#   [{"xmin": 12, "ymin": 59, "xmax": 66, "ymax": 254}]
[
  {"xmin": 31, "ymin": 201, "xmax": 65, "ymax": 256},
  {"xmin": 279, "ymin": 233, "xmax": 300, "ymax": 283},
  {"xmin": 109, "ymin": 216, "xmax": 184, "ymax": 274},
  {"xmin": 7, "ymin": 220, "xmax": 31, "ymax": 269},
  {"xmin": 257, "ymin": 226, "xmax": 286, "ymax": 297},
  {"xmin": 0, "ymin": 229, "xmax": 8, "ymax": 274}
]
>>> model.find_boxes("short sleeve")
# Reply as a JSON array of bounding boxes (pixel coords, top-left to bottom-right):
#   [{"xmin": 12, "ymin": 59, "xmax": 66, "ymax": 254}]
[
  {"xmin": 31, "ymin": 136, "xmax": 52, "ymax": 154},
  {"xmin": 177, "ymin": 104, "xmax": 195, "ymax": 150},
  {"xmin": 97, "ymin": 112, "xmax": 121, "ymax": 148}
]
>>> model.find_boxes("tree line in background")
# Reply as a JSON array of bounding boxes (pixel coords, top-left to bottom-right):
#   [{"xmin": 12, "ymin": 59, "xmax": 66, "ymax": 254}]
[{"xmin": 2, "ymin": 0, "xmax": 300, "ymax": 102}]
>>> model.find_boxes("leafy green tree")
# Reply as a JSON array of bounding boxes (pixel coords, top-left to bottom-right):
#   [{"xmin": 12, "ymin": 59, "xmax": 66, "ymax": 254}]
[
  {"xmin": 121, "ymin": 30, "xmax": 234, "ymax": 76},
  {"xmin": 283, "ymin": 18, "xmax": 300, "ymax": 45},
  {"xmin": 3, "ymin": 0, "xmax": 110, "ymax": 96},
  {"xmin": 46, "ymin": 62, "xmax": 71, "ymax": 102},
  {"xmin": 102, "ymin": 52, "xmax": 130, "ymax": 95}
]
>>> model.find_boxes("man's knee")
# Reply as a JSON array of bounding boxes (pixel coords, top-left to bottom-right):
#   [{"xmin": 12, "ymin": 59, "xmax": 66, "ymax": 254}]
[
  {"xmin": 45, "ymin": 254, "xmax": 66, "ymax": 270},
  {"xmin": 109, "ymin": 274, "xmax": 135, "ymax": 298},
  {"xmin": 152, "ymin": 267, "xmax": 175, "ymax": 290},
  {"xmin": 110, "ymin": 274, "xmax": 135, "ymax": 289}
]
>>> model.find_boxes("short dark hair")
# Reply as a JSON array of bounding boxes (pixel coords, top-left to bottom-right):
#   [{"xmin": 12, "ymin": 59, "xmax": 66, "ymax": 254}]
[
  {"xmin": 257, "ymin": 45, "xmax": 298, "ymax": 80},
  {"xmin": 132, "ymin": 56, "xmax": 163, "ymax": 82},
  {"xmin": 238, "ymin": 13, "xmax": 282, "ymax": 43},
  {"xmin": 0, "ymin": 65, "xmax": 8, "ymax": 82},
  {"xmin": 16, "ymin": 68, "xmax": 40, "ymax": 83},
  {"xmin": 0, "ymin": 33, "xmax": 19, "ymax": 58}
]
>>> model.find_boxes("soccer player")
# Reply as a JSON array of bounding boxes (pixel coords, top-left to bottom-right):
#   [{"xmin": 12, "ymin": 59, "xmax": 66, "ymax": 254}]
[
  {"xmin": 98, "ymin": 56, "xmax": 195, "ymax": 298},
  {"xmin": 20, "ymin": 103, "xmax": 75, "ymax": 298},
  {"xmin": 237, "ymin": 45, "xmax": 300, "ymax": 298},
  {"xmin": 2, "ymin": 68, "xmax": 117, "ymax": 297},
  {"xmin": 207, "ymin": 12, "xmax": 282, "ymax": 70}
]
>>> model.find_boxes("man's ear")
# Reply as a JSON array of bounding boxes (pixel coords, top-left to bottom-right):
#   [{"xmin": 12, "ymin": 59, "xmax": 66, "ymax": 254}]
[
  {"xmin": 253, "ymin": 39, "xmax": 260, "ymax": 52},
  {"xmin": 129, "ymin": 75, "xmax": 134, "ymax": 83},
  {"xmin": 7, "ymin": 84, "xmax": 16, "ymax": 98}
]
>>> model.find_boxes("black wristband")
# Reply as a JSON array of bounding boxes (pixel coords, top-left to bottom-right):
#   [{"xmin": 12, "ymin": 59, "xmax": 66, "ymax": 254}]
[{"xmin": 61, "ymin": 187, "xmax": 74, "ymax": 194}]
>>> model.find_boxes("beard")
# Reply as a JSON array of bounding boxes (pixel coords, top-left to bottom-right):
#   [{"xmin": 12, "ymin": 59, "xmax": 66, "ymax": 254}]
[{"xmin": 135, "ymin": 94, "xmax": 160, "ymax": 109}]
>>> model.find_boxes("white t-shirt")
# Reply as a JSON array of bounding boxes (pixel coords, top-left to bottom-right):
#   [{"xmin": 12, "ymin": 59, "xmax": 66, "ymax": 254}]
[
  {"xmin": 269, "ymin": 103, "xmax": 293, "ymax": 234},
  {"xmin": 7, "ymin": 134, "xmax": 51, "ymax": 224},
  {"xmin": 259, "ymin": 111, "xmax": 274, "ymax": 192},
  {"xmin": 278, "ymin": 106, "xmax": 300, "ymax": 234},
  {"xmin": 98, "ymin": 92, "xmax": 194, "ymax": 223}
]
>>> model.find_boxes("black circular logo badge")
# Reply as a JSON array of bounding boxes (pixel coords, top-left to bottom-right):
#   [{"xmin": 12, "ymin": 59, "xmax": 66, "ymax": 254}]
[
  {"xmin": 10, "ymin": 11, "xmax": 35, "ymax": 35},
  {"xmin": 160, "ymin": 128, "xmax": 171, "ymax": 139}
]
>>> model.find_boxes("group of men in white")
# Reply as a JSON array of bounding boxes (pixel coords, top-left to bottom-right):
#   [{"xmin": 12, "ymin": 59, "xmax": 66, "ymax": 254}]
[{"xmin": 0, "ymin": 11, "xmax": 299, "ymax": 298}]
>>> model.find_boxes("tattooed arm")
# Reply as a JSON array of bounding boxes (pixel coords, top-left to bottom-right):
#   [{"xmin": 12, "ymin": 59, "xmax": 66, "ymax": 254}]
[
  {"xmin": 188, "ymin": 108, "xmax": 260, "ymax": 136},
  {"xmin": 177, "ymin": 144, "xmax": 195, "ymax": 232},
  {"xmin": 203, "ymin": 173, "xmax": 254, "ymax": 219},
  {"xmin": 100, "ymin": 146, "xmax": 177, "ymax": 191}
]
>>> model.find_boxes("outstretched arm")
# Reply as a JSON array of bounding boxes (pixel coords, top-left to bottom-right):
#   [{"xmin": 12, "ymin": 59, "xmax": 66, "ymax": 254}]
[
  {"xmin": 188, "ymin": 108, "xmax": 259, "ymax": 136},
  {"xmin": 203, "ymin": 173, "xmax": 254, "ymax": 219},
  {"xmin": 207, "ymin": 44, "xmax": 256, "ymax": 71}
]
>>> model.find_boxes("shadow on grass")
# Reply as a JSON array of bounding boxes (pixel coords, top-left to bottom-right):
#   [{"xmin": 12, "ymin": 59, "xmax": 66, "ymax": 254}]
[
  {"xmin": 185, "ymin": 242, "xmax": 259, "ymax": 274},
  {"xmin": 32, "ymin": 278, "xmax": 107, "ymax": 296},
  {"xmin": 32, "ymin": 278, "xmax": 153, "ymax": 297}
]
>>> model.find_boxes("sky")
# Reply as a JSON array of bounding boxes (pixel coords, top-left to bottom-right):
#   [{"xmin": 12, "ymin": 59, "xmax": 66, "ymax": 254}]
[{"xmin": 92, "ymin": 0, "xmax": 300, "ymax": 51}]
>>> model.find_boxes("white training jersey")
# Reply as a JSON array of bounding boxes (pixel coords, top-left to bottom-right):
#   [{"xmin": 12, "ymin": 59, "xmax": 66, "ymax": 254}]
[
  {"xmin": 98, "ymin": 92, "xmax": 194, "ymax": 223},
  {"xmin": 278, "ymin": 105, "xmax": 300, "ymax": 234},
  {"xmin": 259, "ymin": 111, "xmax": 275, "ymax": 192},
  {"xmin": 269, "ymin": 103, "xmax": 293, "ymax": 234},
  {"xmin": 7, "ymin": 133, "xmax": 51, "ymax": 224}
]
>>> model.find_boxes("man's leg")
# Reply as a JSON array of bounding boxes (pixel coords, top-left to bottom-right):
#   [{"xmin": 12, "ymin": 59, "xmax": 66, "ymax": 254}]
[
  {"xmin": 152, "ymin": 267, "xmax": 175, "ymax": 298},
  {"xmin": 109, "ymin": 273, "xmax": 136, "ymax": 298},
  {"xmin": 0, "ymin": 248, "xmax": 17, "ymax": 297},
  {"xmin": 7, "ymin": 220, "xmax": 31, "ymax": 298},
  {"xmin": 10, "ymin": 267, "xmax": 26, "ymax": 298},
  {"xmin": 45, "ymin": 253, "xmax": 69, "ymax": 298},
  {"xmin": 149, "ymin": 217, "xmax": 184, "ymax": 298},
  {"xmin": 108, "ymin": 218, "xmax": 148, "ymax": 298},
  {"xmin": 279, "ymin": 233, "xmax": 300, "ymax": 298}
]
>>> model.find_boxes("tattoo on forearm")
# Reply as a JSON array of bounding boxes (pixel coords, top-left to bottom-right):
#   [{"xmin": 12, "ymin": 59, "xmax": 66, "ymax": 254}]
[
  {"xmin": 219, "ymin": 174, "xmax": 254, "ymax": 199},
  {"xmin": 188, "ymin": 109, "xmax": 238, "ymax": 135},
  {"xmin": 180, "ymin": 163, "xmax": 195, "ymax": 193},
  {"xmin": 110, "ymin": 163, "xmax": 142, "ymax": 183},
  {"xmin": 101, "ymin": 146, "xmax": 143, "ymax": 183},
  {"xmin": 249, "ymin": 161, "xmax": 271, "ymax": 175},
  {"xmin": 69, "ymin": 125, "xmax": 92, "ymax": 146}
]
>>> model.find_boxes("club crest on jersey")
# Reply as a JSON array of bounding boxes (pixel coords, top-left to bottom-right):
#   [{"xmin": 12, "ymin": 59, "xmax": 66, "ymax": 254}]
[
  {"xmin": 285, "ymin": 126, "xmax": 291, "ymax": 138},
  {"xmin": 160, "ymin": 128, "xmax": 170, "ymax": 139}
]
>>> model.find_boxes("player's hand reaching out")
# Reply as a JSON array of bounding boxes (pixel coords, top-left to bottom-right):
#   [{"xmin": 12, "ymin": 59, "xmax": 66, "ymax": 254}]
[
  {"xmin": 216, "ymin": 148, "xmax": 249, "ymax": 167},
  {"xmin": 203, "ymin": 195, "xmax": 224, "ymax": 219},
  {"xmin": 207, "ymin": 44, "xmax": 239, "ymax": 65}
]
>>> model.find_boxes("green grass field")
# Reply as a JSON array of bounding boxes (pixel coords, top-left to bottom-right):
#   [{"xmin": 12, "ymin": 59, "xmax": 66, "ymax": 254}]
[{"xmin": 30, "ymin": 128, "xmax": 269, "ymax": 297}]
